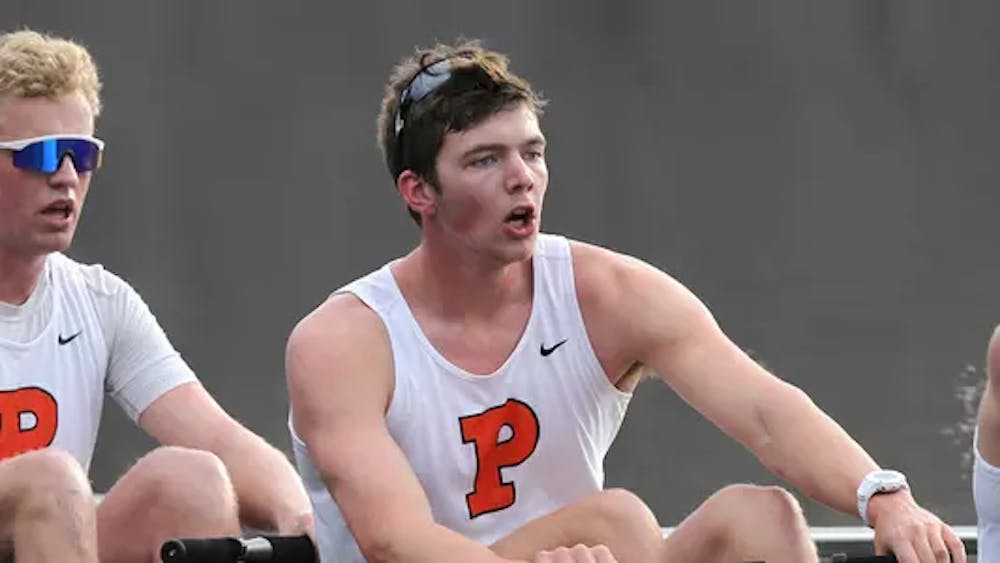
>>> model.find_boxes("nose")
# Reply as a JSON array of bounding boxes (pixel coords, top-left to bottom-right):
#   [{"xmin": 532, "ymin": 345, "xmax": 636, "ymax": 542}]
[
  {"xmin": 504, "ymin": 153, "xmax": 535, "ymax": 194},
  {"xmin": 47, "ymin": 154, "xmax": 80, "ymax": 190}
]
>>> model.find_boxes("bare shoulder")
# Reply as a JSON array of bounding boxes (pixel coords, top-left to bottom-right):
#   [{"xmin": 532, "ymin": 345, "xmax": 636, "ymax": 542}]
[
  {"xmin": 568, "ymin": 239, "xmax": 706, "ymax": 319},
  {"xmin": 567, "ymin": 240, "xmax": 645, "ymax": 295},
  {"xmin": 286, "ymin": 292, "xmax": 393, "ymax": 409},
  {"xmin": 568, "ymin": 240, "xmax": 666, "ymax": 313},
  {"xmin": 566, "ymin": 239, "xmax": 716, "ymax": 362},
  {"xmin": 288, "ymin": 292, "xmax": 387, "ymax": 352}
]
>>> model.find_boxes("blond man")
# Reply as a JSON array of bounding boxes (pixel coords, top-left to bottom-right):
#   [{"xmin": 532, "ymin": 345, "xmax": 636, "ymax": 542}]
[{"xmin": 0, "ymin": 29, "xmax": 311, "ymax": 563}]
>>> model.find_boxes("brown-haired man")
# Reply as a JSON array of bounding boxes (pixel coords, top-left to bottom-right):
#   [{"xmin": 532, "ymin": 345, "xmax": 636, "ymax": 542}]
[{"xmin": 287, "ymin": 41, "xmax": 964, "ymax": 563}]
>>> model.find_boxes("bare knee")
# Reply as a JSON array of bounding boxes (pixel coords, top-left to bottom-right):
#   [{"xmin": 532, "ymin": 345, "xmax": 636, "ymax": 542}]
[
  {"xmin": 709, "ymin": 484, "xmax": 808, "ymax": 538},
  {"xmin": 756, "ymin": 486, "xmax": 806, "ymax": 530},
  {"xmin": 575, "ymin": 489, "xmax": 663, "ymax": 550},
  {"xmin": 0, "ymin": 450, "xmax": 95, "ymax": 540},
  {"xmin": 715, "ymin": 484, "xmax": 803, "ymax": 516},
  {"xmin": 587, "ymin": 489, "xmax": 659, "ymax": 530},
  {"xmin": 97, "ymin": 447, "xmax": 239, "ymax": 563},
  {"xmin": 3, "ymin": 450, "xmax": 93, "ymax": 518},
  {"xmin": 131, "ymin": 446, "xmax": 237, "ymax": 522},
  {"xmin": 710, "ymin": 483, "xmax": 790, "ymax": 503}
]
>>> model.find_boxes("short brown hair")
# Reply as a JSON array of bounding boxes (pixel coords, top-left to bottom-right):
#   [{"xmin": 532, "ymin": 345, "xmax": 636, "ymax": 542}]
[
  {"xmin": 0, "ymin": 29, "xmax": 102, "ymax": 117},
  {"xmin": 376, "ymin": 40, "xmax": 546, "ymax": 223}
]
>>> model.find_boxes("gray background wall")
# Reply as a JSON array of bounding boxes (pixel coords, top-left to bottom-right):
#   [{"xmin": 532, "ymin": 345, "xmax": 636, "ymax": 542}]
[{"xmin": 4, "ymin": 0, "xmax": 998, "ymax": 526}]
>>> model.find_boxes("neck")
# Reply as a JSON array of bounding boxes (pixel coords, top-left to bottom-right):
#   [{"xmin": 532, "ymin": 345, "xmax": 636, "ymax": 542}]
[
  {"xmin": 399, "ymin": 238, "xmax": 533, "ymax": 321},
  {"xmin": 0, "ymin": 250, "xmax": 46, "ymax": 305}
]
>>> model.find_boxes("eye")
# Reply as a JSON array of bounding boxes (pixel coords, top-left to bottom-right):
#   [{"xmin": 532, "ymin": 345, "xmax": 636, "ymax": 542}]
[
  {"xmin": 470, "ymin": 154, "xmax": 498, "ymax": 168},
  {"xmin": 524, "ymin": 150, "xmax": 544, "ymax": 161}
]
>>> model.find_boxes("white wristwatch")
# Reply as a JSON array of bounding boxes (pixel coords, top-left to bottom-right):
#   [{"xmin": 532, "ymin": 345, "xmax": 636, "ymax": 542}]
[{"xmin": 857, "ymin": 469, "xmax": 909, "ymax": 526}]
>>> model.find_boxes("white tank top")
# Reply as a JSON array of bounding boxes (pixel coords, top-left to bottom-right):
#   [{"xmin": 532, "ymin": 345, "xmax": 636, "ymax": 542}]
[
  {"xmin": 0, "ymin": 253, "xmax": 197, "ymax": 471},
  {"xmin": 292, "ymin": 234, "xmax": 632, "ymax": 563}
]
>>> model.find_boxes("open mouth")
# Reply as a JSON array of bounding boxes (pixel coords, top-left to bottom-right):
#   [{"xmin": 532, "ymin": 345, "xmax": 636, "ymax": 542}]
[
  {"xmin": 505, "ymin": 205, "xmax": 535, "ymax": 227},
  {"xmin": 41, "ymin": 201, "xmax": 73, "ymax": 220}
]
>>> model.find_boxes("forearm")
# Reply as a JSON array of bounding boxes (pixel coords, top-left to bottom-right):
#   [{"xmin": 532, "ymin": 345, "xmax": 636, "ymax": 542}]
[
  {"xmin": 323, "ymin": 477, "xmax": 522, "ymax": 563},
  {"xmin": 751, "ymin": 382, "xmax": 879, "ymax": 516},
  {"xmin": 316, "ymin": 463, "xmax": 519, "ymax": 563},
  {"xmin": 215, "ymin": 431, "xmax": 310, "ymax": 531}
]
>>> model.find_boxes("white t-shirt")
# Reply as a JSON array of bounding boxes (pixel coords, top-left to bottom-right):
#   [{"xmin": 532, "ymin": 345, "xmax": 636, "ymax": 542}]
[
  {"xmin": 291, "ymin": 234, "xmax": 632, "ymax": 563},
  {"xmin": 0, "ymin": 253, "xmax": 197, "ymax": 471}
]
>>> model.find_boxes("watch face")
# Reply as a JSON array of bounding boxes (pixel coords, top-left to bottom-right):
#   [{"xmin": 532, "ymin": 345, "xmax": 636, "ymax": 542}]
[
  {"xmin": 869, "ymin": 470, "xmax": 907, "ymax": 489},
  {"xmin": 873, "ymin": 470, "xmax": 905, "ymax": 483}
]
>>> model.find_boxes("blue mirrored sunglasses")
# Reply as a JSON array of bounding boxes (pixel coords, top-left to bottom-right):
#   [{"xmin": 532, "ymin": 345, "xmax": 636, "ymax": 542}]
[{"xmin": 0, "ymin": 134, "xmax": 105, "ymax": 174}]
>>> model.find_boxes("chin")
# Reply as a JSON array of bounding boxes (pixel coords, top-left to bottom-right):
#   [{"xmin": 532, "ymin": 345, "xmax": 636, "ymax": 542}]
[
  {"xmin": 35, "ymin": 233, "xmax": 75, "ymax": 255},
  {"xmin": 496, "ymin": 239, "xmax": 535, "ymax": 263}
]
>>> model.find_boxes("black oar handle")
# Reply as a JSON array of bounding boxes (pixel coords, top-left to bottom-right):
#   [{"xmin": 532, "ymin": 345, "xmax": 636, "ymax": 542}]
[{"xmin": 160, "ymin": 534, "xmax": 316, "ymax": 563}]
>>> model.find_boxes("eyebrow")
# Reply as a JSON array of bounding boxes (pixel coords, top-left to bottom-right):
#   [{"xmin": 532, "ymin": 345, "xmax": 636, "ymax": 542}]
[{"xmin": 460, "ymin": 136, "xmax": 547, "ymax": 160}]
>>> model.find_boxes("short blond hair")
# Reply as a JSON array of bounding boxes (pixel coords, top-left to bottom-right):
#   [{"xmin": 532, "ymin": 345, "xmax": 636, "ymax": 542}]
[{"xmin": 0, "ymin": 29, "xmax": 102, "ymax": 116}]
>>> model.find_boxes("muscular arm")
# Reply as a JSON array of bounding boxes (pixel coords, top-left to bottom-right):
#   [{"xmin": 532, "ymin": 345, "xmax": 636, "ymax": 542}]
[
  {"xmin": 102, "ymin": 270, "xmax": 310, "ymax": 533},
  {"xmin": 285, "ymin": 295, "xmax": 517, "ymax": 563},
  {"xmin": 138, "ymin": 382, "xmax": 312, "ymax": 533},
  {"xmin": 977, "ymin": 325, "xmax": 1000, "ymax": 464},
  {"xmin": 573, "ymin": 242, "xmax": 879, "ymax": 516}
]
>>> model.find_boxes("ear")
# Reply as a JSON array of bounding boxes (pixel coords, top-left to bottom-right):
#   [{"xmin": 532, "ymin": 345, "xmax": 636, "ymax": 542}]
[{"xmin": 397, "ymin": 170, "xmax": 438, "ymax": 220}]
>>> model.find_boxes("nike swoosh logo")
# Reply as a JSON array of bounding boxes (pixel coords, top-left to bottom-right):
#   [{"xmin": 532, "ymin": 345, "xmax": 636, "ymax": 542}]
[
  {"xmin": 58, "ymin": 331, "xmax": 82, "ymax": 345},
  {"xmin": 540, "ymin": 339, "xmax": 568, "ymax": 357}
]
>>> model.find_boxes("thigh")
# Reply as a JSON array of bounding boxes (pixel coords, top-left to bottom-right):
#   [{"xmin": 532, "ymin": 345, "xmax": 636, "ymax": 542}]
[
  {"xmin": 489, "ymin": 489, "xmax": 665, "ymax": 563},
  {"xmin": 0, "ymin": 484, "xmax": 9, "ymax": 563},
  {"xmin": 96, "ymin": 449, "xmax": 194, "ymax": 563},
  {"xmin": 0, "ymin": 450, "xmax": 93, "ymax": 563},
  {"xmin": 490, "ymin": 486, "xmax": 807, "ymax": 563},
  {"xmin": 97, "ymin": 447, "xmax": 240, "ymax": 563},
  {"xmin": 0, "ymin": 458, "xmax": 15, "ymax": 562},
  {"xmin": 96, "ymin": 458, "xmax": 163, "ymax": 563},
  {"xmin": 0, "ymin": 454, "xmax": 37, "ymax": 536},
  {"xmin": 660, "ymin": 484, "xmax": 814, "ymax": 563}
]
